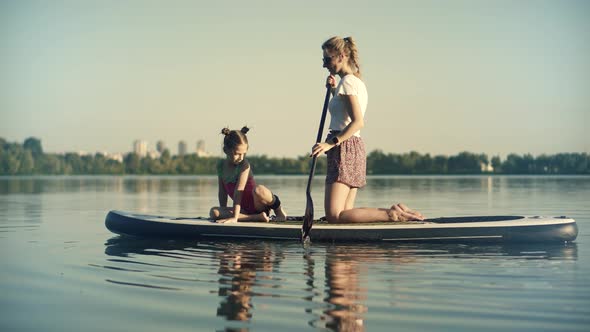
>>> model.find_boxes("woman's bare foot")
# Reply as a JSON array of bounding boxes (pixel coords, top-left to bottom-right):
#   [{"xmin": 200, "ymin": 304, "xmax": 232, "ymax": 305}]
[
  {"xmin": 396, "ymin": 203, "xmax": 425, "ymax": 219},
  {"xmin": 388, "ymin": 204, "xmax": 424, "ymax": 222},
  {"xmin": 274, "ymin": 206, "xmax": 287, "ymax": 222},
  {"xmin": 387, "ymin": 206, "xmax": 405, "ymax": 222}
]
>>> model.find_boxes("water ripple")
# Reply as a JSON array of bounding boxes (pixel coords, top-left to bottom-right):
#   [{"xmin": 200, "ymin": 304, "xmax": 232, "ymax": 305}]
[
  {"xmin": 3, "ymin": 176, "xmax": 589, "ymax": 331},
  {"xmin": 105, "ymin": 279, "xmax": 182, "ymax": 290}
]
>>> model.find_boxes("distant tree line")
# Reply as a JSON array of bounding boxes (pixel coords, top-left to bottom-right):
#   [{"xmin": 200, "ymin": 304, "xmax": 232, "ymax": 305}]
[{"xmin": 1, "ymin": 137, "xmax": 588, "ymax": 175}]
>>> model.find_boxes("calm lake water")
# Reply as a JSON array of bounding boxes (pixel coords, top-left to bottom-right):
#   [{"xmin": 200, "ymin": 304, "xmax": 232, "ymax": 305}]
[{"xmin": 1, "ymin": 175, "xmax": 589, "ymax": 331}]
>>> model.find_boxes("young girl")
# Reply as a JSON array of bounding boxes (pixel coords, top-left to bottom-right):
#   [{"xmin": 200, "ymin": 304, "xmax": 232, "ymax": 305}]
[
  {"xmin": 210, "ymin": 127, "xmax": 287, "ymax": 223},
  {"xmin": 310, "ymin": 36, "xmax": 425, "ymax": 223}
]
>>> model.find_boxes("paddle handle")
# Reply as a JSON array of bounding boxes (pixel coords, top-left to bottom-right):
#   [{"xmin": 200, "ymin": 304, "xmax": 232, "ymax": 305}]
[
  {"xmin": 307, "ymin": 86, "xmax": 332, "ymax": 191},
  {"xmin": 315, "ymin": 86, "xmax": 332, "ymax": 143}
]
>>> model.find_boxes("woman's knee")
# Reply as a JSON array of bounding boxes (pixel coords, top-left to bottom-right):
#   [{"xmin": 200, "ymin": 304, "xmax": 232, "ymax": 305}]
[{"xmin": 325, "ymin": 210, "xmax": 342, "ymax": 223}]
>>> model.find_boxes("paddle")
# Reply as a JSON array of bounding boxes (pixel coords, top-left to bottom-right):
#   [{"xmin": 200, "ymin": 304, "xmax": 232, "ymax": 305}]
[{"xmin": 302, "ymin": 85, "xmax": 332, "ymax": 243}]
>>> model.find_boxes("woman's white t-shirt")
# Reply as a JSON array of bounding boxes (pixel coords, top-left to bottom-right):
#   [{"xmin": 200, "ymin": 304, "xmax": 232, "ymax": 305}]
[{"xmin": 328, "ymin": 74, "xmax": 368, "ymax": 137}]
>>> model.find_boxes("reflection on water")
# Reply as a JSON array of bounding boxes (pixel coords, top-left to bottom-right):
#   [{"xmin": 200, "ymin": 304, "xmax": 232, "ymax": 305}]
[
  {"xmin": 0, "ymin": 176, "xmax": 218, "ymax": 195},
  {"xmin": 3, "ymin": 175, "xmax": 589, "ymax": 217},
  {"xmin": 216, "ymin": 243, "xmax": 285, "ymax": 323},
  {"xmin": 103, "ymin": 236, "xmax": 580, "ymax": 331},
  {"xmin": 1, "ymin": 176, "xmax": 588, "ymax": 331},
  {"xmin": 322, "ymin": 246, "xmax": 368, "ymax": 331}
]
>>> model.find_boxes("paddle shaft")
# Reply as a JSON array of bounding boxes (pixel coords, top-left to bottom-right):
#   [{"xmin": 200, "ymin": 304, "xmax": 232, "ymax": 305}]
[
  {"xmin": 306, "ymin": 88, "xmax": 331, "ymax": 189},
  {"xmin": 302, "ymin": 86, "xmax": 332, "ymax": 241}
]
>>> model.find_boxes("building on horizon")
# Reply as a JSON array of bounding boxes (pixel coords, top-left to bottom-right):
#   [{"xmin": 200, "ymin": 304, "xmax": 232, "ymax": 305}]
[
  {"xmin": 178, "ymin": 141, "xmax": 187, "ymax": 156},
  {"xmin": 196, "ymin": 140, "xmax": 210, "ymax": 157},
  {"xmin": 97, "ymin": 151, "xmax": 124, "ymax": 163},
  {"xmin": 133, "ymin": 140, "xmax": 148, "ymax": 157},
  {"xmin": 480, "ymin": 162, "xmax": 494, "ymax": 173},
  {"xmin": 156, "ymin": 140, "xmax": 166, "ymax": 154}
]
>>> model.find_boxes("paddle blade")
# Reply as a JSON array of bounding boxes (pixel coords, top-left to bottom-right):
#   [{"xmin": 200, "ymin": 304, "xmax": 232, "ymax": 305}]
[{"xmin": 302, "ymin": 195, "xmax": 314, "ymax": 242}]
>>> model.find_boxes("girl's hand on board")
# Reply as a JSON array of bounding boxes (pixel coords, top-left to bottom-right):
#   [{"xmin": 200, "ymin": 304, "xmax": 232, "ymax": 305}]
[{"xmin": 216, "ymin": 217, "xmax": 238, "ymax": 224}]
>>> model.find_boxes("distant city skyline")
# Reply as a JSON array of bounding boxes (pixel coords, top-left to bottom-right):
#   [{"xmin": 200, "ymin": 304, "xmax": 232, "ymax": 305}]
[
  {"xmin": 41, "ymin": 138, "xmax": 213, "ymax": 157},
  {"xmin": 1, "ymin": 1, "xmax": 588, "ymax": 158},
  {"xmin": 130, "ymin": 139, "xmax": 211, "ymax": 157}
]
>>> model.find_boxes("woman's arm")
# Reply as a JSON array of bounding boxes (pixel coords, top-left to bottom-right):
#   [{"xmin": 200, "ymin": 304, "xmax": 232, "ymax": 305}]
[
  {"xmin": 327, "ymin": 75, "xmax": 337, "ymax": 96},
  {"xmin": 310, "ymin": 94, "xmax": 364, "ymax": 157},
  {"xmin": 332, "ymin": 94, "xmax": 364, "ymax": 143}
]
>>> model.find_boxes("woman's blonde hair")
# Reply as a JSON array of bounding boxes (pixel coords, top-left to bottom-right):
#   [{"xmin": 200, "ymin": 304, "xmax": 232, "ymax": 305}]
[{"xmin": 322, "ymin": 36, "xmax": 362, "ymax": 78}]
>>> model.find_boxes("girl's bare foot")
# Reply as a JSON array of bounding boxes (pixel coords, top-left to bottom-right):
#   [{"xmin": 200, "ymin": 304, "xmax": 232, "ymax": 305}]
[
  {"xmin": 256, "ymin": 211, "xmax": 270, "ymax": 223},
  {"xmin": 274, "ymin": 206, "xmax": 287, "ymax": 222}
]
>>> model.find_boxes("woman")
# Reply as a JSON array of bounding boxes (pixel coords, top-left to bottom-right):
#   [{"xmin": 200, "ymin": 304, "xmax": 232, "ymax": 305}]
[{"xmin": 310, "ymin": 36, "xmax": 424, "ymax": 223}]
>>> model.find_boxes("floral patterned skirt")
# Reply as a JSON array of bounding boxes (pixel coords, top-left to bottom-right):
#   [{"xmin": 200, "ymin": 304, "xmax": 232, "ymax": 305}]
[{"xmin": 325, "ymin": 132, "xmax": 367, "ymax": 188}]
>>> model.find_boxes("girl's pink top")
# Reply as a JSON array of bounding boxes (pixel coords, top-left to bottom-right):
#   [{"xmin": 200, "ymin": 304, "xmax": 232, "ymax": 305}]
[{"xmin": 217, "ymin": 160, "xmax": 258, "ymax": 214}]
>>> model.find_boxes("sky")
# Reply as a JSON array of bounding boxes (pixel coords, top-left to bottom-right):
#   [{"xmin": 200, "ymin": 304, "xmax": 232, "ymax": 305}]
[{"xmin": 1, "ymin": 0, "xmax": 589, "ymax": 158}]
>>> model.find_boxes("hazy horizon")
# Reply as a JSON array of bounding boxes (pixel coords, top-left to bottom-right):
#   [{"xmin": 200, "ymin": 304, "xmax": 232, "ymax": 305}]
[{"xmin": 2, "ymin": 0, "xmax": 589, "ymax": 158}]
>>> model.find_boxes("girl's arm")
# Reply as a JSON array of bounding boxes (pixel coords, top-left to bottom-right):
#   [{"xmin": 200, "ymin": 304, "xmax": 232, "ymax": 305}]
[
  {"xmin": 217, "ymin": 176, "xmax": 228, "ymax": 207},
  {"xmin": 230, "ymin": 161, "xmax": 251, "ymax": 221}
]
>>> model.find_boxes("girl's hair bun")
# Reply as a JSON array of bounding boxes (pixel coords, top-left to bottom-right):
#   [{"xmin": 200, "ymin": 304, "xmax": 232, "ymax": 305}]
[{"xmin": 221, "ymin": 126, "xmax": 249, "ymax": 153}]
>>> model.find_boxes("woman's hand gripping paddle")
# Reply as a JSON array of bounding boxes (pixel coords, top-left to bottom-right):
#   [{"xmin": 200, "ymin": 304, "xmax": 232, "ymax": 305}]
[{"xmin": 302, "ymin": 86, "xmax": 332, "ymax": 243}]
